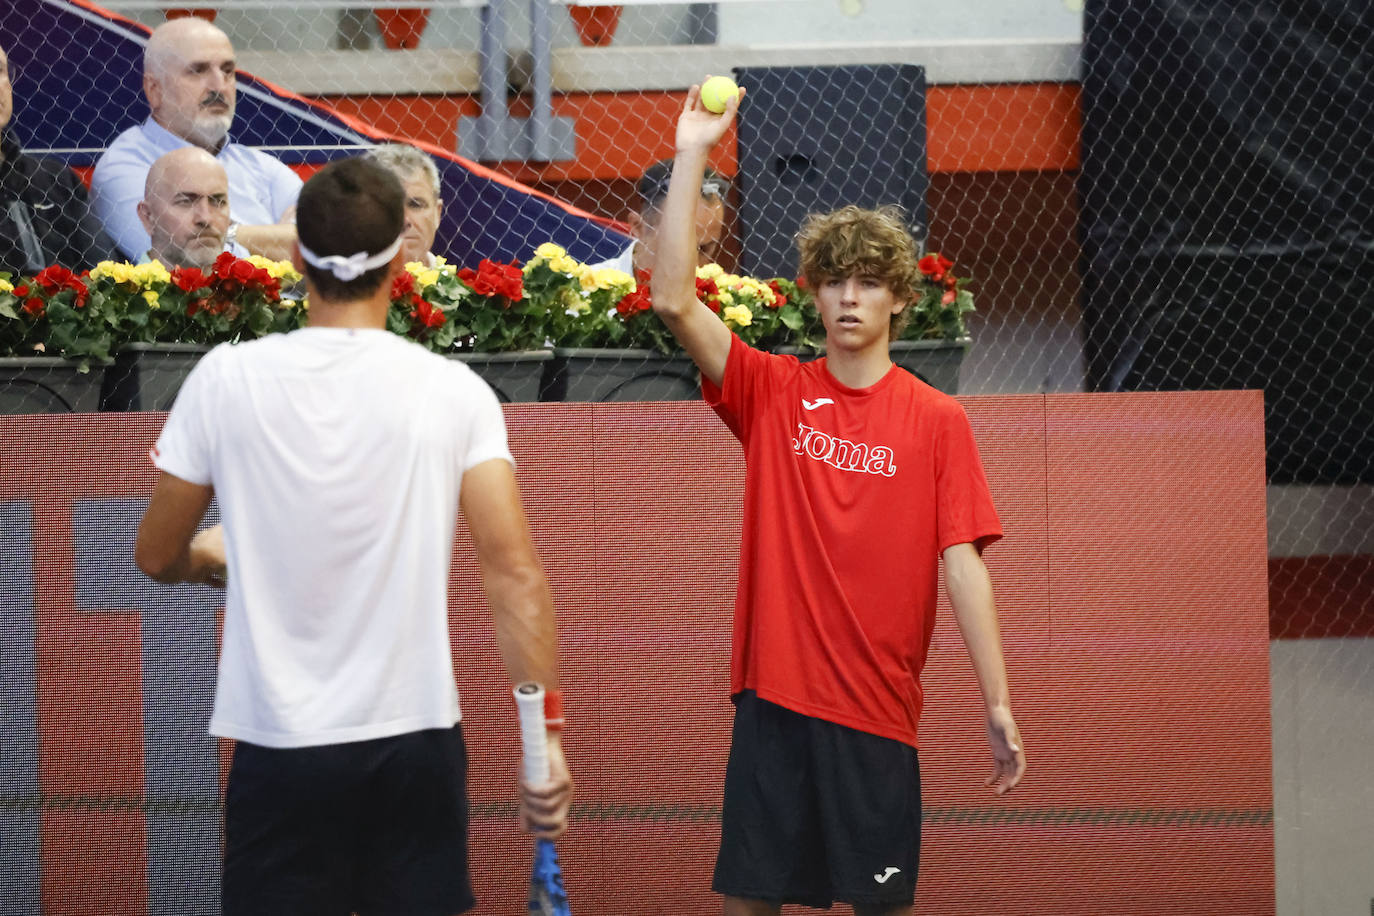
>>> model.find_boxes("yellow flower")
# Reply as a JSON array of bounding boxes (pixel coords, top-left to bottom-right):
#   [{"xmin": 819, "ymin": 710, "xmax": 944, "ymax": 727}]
[
  {"xmin": 142, "ymin": 290, "xmax": 160, "ymax": 309},
  {"xmin": 550, "ymin": 254, "xmax": 579, "ymax": 275},
  {"xmin": 696, "ymin": 263, "xmax": 724, "ymax": 280},
  {"xmin": 415, "ymin": 269, "xmax": 441, "ymax": 289},
  {"xmin": 245, "ymin": 255, "xmax": 299, "ymax": 281},
  {"xmin": 90, "ymin": 261, "xmax": 135, "ymax": 284},
  {"xmin": 535, "ymin": 242, "xmax": 567, "ymax": 260},
  {"xmin": 722, "ymin": 304, "xmax": 753, "ymax": 327},
  {"xmin": 405, "ymin": 261, "xmax": 428, "ymax": 275},
  {"xmin": 593, "ymin": 268, "xmax": 633, "ymax": 292},
  {"xmin": 715, "ymin": 291, "xmax": 735, "ymax": 307},
  {"xmin": 577, "ymin": 267, "xmax": 599, "ymax": 292},
  {"xmin": 0, "ymin": 278, "xmax": 13, "ymax": 294},
  {"xmin": 132, "ymin": 261, "xmax": 171, "ymax": 286}
]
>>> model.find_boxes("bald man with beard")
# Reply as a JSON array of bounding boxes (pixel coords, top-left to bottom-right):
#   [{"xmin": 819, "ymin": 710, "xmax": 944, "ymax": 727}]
[
  {"xmin": 138, "ymin": 146, "xmax": 237, "ymax": 269},
  {"xmin": 91, "ymin": 17, "xmax": 300, "ymax": 264}
]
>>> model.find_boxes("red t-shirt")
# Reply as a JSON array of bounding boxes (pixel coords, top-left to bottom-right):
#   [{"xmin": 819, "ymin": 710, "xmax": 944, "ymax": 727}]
[{"xmin": 702, "ymin": 336, "xmax": 1003, "ymax": 747}]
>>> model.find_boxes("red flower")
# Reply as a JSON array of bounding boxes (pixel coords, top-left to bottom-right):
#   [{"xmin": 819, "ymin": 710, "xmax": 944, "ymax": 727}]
[
  {"xmin": 34, "ymin": 265, "xmax": 89, "ymax": 307},
  {"xmin": 171, "ymin": 267, "xmax": 209, "ymax": 293},
  {"xmin": 694, "ymin": 276, "xmax": 721, "ymax": 312},
  {"xmin": 410, "ymin": 296, "xmax": 446, "ymax": 329},
  {"xmin": 918, "ymin": 253, "xmax": 954, "ymax": 281},
  {"xmin": 13, "ymin": 284, "xmax": 30, "ymax": 297},
  {"xmin": 615, "ymin": 285, "xmax": 653, "ymax": 318},
  {"xmin": 766, "ymin": 280, "xmax": 788, "ymax": 309},
  {"xmin": 391, "ymin": 272, "xmax": 416, "ymax": 298},
  {"xmin": 941, "ymin": 290, "xmax": 957, "ymax": 305},
  {"xmin": 22, "ymin": 297, "xmax": 45, "ymax": 317},
  {"xmin": 229, "ymin": 259, "xmax": 258, "ymax": 284},
  {"xmin": 462, "ymin": 259, "xmax": 524, "ymax": 301},
  {"xmin": 211, "ymin": 251, "xmax": 238, "ymax": 278}
]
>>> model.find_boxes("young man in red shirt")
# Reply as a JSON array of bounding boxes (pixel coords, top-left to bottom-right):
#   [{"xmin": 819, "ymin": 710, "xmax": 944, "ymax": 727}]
[{"xmin": 652, "ymin": 84, "xmax": 1027, "ymax": 916}]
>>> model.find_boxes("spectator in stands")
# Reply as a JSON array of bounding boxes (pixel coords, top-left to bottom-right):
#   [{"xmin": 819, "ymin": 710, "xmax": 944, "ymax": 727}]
[
  {"xmin": 366, "ymin": 142, "xmax": 444, "ymax": 265},
  {"xmin": 91, "ymin": 17, "xmax": 299, "ymax": 264},
  {"xmin": 138, "ymin": 147, "xmax": 237, "ymax": 269},
  {"xmin": 592, "ymin": 158, "xmax": 728, "ymax": 277},
  {"xmin": 0, "ymin": 41, "xmax": 120, "ymax": 275}
]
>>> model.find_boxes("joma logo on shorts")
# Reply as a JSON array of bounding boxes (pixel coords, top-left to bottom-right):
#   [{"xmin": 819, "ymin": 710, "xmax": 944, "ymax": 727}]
[{"xmin": 792, "ymin": 423, "xmax": 897, "ymax": 477}]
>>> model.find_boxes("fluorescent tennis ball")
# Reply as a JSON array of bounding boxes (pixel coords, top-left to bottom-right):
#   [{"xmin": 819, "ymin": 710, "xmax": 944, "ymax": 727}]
[{"xmin": 700, "ymin": 76, "xmax": 740, "ymax": 114}]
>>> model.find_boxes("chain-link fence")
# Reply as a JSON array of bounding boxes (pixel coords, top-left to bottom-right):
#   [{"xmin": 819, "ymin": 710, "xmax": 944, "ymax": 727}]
[{"xmin": 1, "ymin": 1, "xmax": 1370, "ymax": 913}]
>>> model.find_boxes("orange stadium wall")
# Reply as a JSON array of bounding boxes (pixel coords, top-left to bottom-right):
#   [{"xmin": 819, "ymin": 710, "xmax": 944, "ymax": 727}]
[{"xmin": 0, "ymin": 391, "xmax": 1274, "ymax": 914}]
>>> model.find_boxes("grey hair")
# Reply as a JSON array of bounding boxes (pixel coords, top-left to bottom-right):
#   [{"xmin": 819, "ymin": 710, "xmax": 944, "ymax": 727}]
[{"xmin": 366, "ymin": 143, "xmax": 442, "ymax": 199}]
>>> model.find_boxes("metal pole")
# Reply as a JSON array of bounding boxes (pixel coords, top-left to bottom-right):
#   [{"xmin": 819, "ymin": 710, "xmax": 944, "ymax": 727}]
[
  {"xmin": 529, "ymin": 0, "xmax": 553, "ymax": 161},
  {"xmin": 477, "ymin": 0, "xmax": 510, "ymax": 158}
]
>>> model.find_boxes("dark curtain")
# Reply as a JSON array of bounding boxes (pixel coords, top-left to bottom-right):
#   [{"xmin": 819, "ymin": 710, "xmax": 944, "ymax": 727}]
[{"xmin": 1078, "ymin": 0, "xmax": 1373, "ymax": 483}]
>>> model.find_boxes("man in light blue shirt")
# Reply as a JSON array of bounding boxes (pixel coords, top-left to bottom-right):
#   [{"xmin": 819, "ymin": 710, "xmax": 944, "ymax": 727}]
[{"xmin": 91, "ymin": 17, "xmax": 300, "ymax": 263}]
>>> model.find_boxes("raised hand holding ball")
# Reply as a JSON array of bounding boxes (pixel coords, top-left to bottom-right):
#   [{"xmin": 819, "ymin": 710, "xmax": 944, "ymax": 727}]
[{"xmin": 699, "ymin": 76, "xmax": 740, "ymax": 114}]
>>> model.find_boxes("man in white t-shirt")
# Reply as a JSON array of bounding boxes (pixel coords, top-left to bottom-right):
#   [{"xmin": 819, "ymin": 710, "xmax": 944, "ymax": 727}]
[{"xmin": 134, "ymin": 156, "xmax": 571, "ymax": 915}]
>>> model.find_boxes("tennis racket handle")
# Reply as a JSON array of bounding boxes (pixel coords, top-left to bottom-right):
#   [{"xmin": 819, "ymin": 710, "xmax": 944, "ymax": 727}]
[{"xmin": 515, "ymin": 682, "xmax": 551, "ymax": 785}]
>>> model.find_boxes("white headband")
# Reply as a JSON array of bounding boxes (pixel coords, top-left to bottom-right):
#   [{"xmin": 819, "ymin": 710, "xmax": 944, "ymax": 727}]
[{"xmin": 297, "ymin": 233, "xmax": 404, "ymax": 282}]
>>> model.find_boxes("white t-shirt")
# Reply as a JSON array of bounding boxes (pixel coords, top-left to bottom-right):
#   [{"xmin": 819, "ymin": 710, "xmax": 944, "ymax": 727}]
[{"xmin": 152, "ymin": 327, "xmax": 513, "ymax": 748}]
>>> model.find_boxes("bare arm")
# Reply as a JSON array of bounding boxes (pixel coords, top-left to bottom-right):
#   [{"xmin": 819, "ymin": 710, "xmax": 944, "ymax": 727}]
[
  {"xmin": 134, "ymin": 471, "xmax": 226, "ymax": 587},
  {"xmin": 459, "ymin": 457, "xmax": 571, "ymax": 838},
  {"xmin": 652, "ymin": 83, "xmax": 744, "ymax": 388},
  {"xmin": 942, "ymin": 541, "xmax": 1026, "ymax": 795},
  {"xmin": 233, "ymin": 220, "xmax": 297, "ymax": 262}
]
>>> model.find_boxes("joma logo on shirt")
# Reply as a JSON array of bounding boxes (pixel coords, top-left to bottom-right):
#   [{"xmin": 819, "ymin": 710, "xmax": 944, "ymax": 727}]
[{"xmin": 792, "ymin": 423, "xmax": 897, "ymax": 476}]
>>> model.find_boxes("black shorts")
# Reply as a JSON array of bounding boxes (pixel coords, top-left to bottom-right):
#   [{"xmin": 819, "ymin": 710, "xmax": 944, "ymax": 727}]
[
  {"xmin": 712, "ymin": 692, "xmax": 922, "ymax": 909},
  {"xmin": 222, "ymin": 724, "xmax": 475, "ymax": 916}
]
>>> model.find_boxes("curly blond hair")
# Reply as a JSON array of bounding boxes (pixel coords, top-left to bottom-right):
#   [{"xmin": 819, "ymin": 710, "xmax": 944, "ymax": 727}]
[{"xmin": 796, "ymin": 205, "xmax": 921, "ymax": 336}]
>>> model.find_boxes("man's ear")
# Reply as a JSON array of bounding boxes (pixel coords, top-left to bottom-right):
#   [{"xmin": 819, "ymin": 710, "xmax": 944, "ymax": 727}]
[
  {"xmin": 288, "ymin": 241, "xmax": 304, "ymax": 274},
  {"xmin": 137, "ymin": 200, "xmax": 154, "ymax": 235},
  {"xmin": 143, "ymin": 73, "xmax": 162, "ymax": 114}
]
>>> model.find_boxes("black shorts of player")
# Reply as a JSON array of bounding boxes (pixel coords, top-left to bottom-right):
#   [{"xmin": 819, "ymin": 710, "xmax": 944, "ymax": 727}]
[
  {"xmin": 712, "ymin": 691, "xmax": 922, "ymax": 910},
  {"xmin": 222, "ymin": 724, "xmax": 475, "ymax": 916}
]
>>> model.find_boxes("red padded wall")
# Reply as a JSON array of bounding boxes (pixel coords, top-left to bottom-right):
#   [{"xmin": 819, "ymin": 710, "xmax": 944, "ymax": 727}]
[{"xmin": 0, "ymin": 391, "xmax": 1273, "ymax": 914}]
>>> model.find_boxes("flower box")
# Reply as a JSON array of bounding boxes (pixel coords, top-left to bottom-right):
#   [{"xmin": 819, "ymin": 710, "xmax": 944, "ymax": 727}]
[
  {"xmin": 541, "ymin": 347, "xmax": 700, "ymax": 403},
  {"xmin": 448, "ymin": 350, "xmax": 553, "ymax": 404},
  {"xmin": 889, "ymin": 338, "xmax": 970, "ymax": 394},
  {"xmin": 0, "ymin": 357, "xmax": 105, "ymax": 414},
  {"xmin": 99, "ymin": 342, "xmax": 210, "ymax": 412},
  {"xmin": 772, "ymin": 338, "xmax": 968, "ymax": 395}
]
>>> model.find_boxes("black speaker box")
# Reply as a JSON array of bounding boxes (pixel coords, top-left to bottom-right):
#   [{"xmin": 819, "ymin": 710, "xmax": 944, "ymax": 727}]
[{"xmin": 734, "ymin": 64, "xmax": 929, "ymax": 280}]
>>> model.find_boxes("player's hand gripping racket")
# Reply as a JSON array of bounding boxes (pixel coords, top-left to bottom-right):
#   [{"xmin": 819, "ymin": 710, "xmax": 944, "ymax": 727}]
[{"xmin": 515, "ymin": 683, "xmax": 571, "ymax": 916}]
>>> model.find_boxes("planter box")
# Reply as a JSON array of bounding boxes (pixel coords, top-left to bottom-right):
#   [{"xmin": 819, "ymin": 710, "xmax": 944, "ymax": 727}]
[
  {"xmin": 0, "ymin": 357, "xmax": 105, "ymax": 414},
  {"xmin": 99, "ymin": 343, "xmax": 210, "ymax": 412},
  {"xmin": 448, "ymin": 350, "xmax": 552, "ymax": 404},
  {"xmin": 889, "ymin": 338, "xmax": 970, "ymax": 394},
  {"xmin": 776, "ymin": 338, "xmax": 970, "ymax": 395},
  {"xmin": 542, "ymin": 348, "xmax": 700, "ymax": 403}
]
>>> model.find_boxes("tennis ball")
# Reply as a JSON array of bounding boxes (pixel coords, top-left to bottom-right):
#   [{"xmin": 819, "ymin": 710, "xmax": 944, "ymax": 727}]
[{"xmin": 700, "ymin": 76, "xmax": 740, "ymax": 114}]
